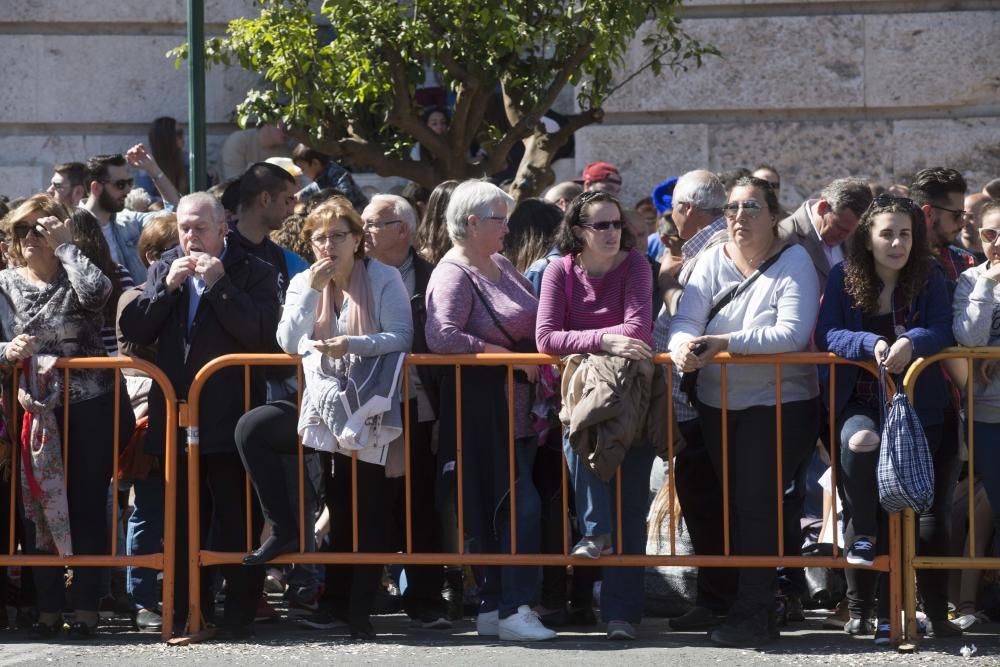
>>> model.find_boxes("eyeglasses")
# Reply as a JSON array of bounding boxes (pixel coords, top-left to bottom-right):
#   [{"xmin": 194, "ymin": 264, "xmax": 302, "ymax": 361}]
[
  {"xmin": 12, "ymin": 224, "xmax": 43, "ymax": 240},
  {"xmin": 48, "ymin": 181, "xmax": 70, "ymax": 192},
  {"xmin": 311, "ymin": 231, "xmax": 352, "ymax": 246},
  {"xmin": 979, "ymin": 228, "xmax": 1000, "ymax": 245},
  {"xmin": 581, "ymin": 220, "xmax": 624, "ymax": 232},
  {"xmin": 362, "ymin": 219, "xmax": 403, "ymax": 233},
  {"xmin": 722, "ymin": 200, "xmax": 765, "ymax": 219},
  {"xmin": 931, "ymin": 203, "xmax": 969, "ymax": 219},
  {"xmin": 102, "ymin": 178, "xmax": 134, "ymax": 191}
]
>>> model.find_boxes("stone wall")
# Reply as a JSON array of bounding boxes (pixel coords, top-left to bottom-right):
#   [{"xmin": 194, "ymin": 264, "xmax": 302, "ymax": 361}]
[{"xmin": 0, "ymin": 0, "xmax": 997, "ymax": 207}]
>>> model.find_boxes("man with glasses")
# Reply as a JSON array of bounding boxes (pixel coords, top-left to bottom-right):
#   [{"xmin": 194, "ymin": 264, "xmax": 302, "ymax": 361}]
[
  {"xmin": 360, "ymin": 194, "xmax": 450, "ymax": 630},
  {"xmin": 778, "ymin": 177, "xmax": 873, "ymax": 291},
  {"xmin": 911, "ymin": 167, "xmax": 976, "ymax": 289},
  {"xmin": 47, "ymin": 162, "xmax": 89, "ymax": 210},
  {"xmin": 83, "ymin": 151, "xmax": 170, "ymax": 283}
]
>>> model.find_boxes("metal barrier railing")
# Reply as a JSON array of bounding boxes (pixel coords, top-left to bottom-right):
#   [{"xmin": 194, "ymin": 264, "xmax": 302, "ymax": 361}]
[
  {"xmin": 180, "ymin": 351, "xmax": 902, "ymax": 643},
  {"xmin": 902, "ymin": 347, "xmax": 1000, "ymax": 641},
  {"xmin": 1, "ymin": 356, "xmax": 178, "ymax": 641}
]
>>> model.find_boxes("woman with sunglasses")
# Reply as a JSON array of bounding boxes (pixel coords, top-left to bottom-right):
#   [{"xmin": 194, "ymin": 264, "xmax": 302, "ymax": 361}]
[
  {"xmin": 0, "ymin": 194, "xmax": 117, "ymax": 639},
  {"xmin": 816, "ymin": 195, "xmax": 956, "ymax": 644},
  {"xmin": 669, "ymin": 177, "xmax": 820, "ymax": 646},
  {"xmin": 535, "ymin": 190, "xmax": 656, "ymax": 640},
  {"xmin": 235, "ymin": 196, "xmax": 412, "ymax": 639},
  {"xmin": 953, "ymin": 199, "xmax": 1000, "ymax": 571}
]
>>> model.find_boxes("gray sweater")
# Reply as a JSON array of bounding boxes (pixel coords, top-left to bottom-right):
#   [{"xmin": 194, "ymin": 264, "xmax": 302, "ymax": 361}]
[
  {"xmin": 668, "ymin": 243, "xmax": 819, "ymax": 410},
  {"xmin": 952, "ymin": 262, "xmax": 1000, "ymax": 422},
  {"xmin": 277, "ymin": 258, "xmax": 413, "ymax": 357}
]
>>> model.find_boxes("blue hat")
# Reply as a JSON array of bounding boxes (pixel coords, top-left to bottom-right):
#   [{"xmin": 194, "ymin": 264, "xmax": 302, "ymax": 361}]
[{"xmin": 652, "ymin": 177, "xmax": 678, "ymax": 215}]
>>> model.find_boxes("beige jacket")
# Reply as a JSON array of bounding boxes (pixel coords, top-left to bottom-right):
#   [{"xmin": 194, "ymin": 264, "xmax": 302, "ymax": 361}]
[{"xmin": 559, "ymin": 354, "xmax": 668, "ymax": 482}]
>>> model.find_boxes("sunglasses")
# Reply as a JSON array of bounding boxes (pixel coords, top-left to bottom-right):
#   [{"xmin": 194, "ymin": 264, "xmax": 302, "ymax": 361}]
[
  {"xmin": 722, "ymin": 200, "xmax": 764, "ymax": 219},
  {"xmin": 581, "ymin": 220, "xmax": 624, "ymax": 232},
  {"xmin": 102, "ymin": 178, "xmax": 134, "ymax": 191},
  {"xmin": 931, "ymin": 203, "xmax": 969, "ymax": 219},
  {"xmin": 869, "ymin": 194, "xmax": 923, "ymax": 215},
  {"xmin": 979, "ymin": 228, "xmax": 1000, "ymax": 245},
  {"xmin": 12, "ymin": 224, "xmax": 44, "ymax": 240}
]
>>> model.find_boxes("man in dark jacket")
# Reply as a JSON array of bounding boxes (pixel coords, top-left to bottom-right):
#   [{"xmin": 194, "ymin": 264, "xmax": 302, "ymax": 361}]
[
  {"xmin": 361, "ymin": 194, "xmax": 449, "ymax": 627},
  {"xmin": 120, "ymin": 192, "xmax": 281, "ymax": 636}
]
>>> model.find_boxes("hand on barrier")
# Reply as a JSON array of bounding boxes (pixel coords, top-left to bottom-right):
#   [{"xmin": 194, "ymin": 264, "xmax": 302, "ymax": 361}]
[
  {"xmin": 876, "ymin": 337, "xmax": 912, "ymax": 375},
  {"xmin": 600, "ymin": 333, "xmax": 653, "ymax": 361},
  {"xmin": 5, "ymin": 333, "xmax": 37, "ymax": 362},
  {"xmin": 673, "ymin": 335, "xmax": 726, "ymax": 371}
]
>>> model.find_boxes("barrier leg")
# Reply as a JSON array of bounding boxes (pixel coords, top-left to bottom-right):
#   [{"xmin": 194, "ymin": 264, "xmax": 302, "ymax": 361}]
[
  {"xmin": 888, "ymin": 511, "xmax": 902, "ymax": 645},
  {"xmin": 902, "ymin": 508, "xmax": 919, "ymax": 642}
]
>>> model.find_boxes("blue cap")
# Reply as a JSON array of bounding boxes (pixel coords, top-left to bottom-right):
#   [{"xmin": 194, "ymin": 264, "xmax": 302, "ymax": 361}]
[{"xmin": 652, "ymin": 177, "xmax": 678, "ymax": 215}]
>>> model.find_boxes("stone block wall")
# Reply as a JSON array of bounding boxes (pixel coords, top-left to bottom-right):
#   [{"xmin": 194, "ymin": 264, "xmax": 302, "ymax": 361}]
[
  {"xmin": 0, "ymin": 0, "xmax": 997, "ymax": 206},
  {"xmin": 575, "ymin": 1, "xmax": 1000, "ymax": 209}
]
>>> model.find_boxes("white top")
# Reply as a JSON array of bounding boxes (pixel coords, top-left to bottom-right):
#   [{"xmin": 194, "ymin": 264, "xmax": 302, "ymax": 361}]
[{"xmin": 668, "ymin": 243, "xmax": 820, "ymax": 410}]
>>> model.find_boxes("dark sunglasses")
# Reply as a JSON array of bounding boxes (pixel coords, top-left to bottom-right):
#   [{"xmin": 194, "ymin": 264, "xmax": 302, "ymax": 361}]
[
  {"xmin": 102, "ymin": 178, "xmax": 134, "ymax": 191},
  {"xmin": 12, "ymin": 224, "xmax": 43, "ymax": 240},
  {"xmin": 979, "ymin": 228, "xmax": 1000, "ymax": 245},
  {"xmin": 870, "ymin": 194, "xmax": 919, "ymax": 211},
  {"xmin": 581, "ymin": 220, "xmax": 624, "ymax": 232}
]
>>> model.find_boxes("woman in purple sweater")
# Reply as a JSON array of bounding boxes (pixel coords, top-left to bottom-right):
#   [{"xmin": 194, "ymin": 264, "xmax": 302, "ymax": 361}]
[
  {"xmin": 535, "ymin": 190, "xmax": 655, "ymax": 640},
  {"xmin": 425, "ymin": 180, "xmax": 555, "ymax": 642}
]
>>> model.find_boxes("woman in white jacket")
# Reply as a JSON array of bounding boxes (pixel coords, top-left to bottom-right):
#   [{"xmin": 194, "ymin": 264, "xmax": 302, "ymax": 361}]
[
  {"xmin": 235, "ymin": 196, "xmax": 412, "ymax": 639},
  {"xmin": 952, "ymin": 199, "xmax": 1000, "ymax": 554}
]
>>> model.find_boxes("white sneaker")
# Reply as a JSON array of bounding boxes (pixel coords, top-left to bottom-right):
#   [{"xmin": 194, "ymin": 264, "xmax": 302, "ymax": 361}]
[
  {"xmin": 571, "ymin": 534, "xmax": 613, "ymax": 559},
  {"xmin": 476, "ymin": 609, "xmax": 499, "ymax": 636},
  {"xmin": 498, "ymin": 605, "xmax": 558, "ymax": 641}
]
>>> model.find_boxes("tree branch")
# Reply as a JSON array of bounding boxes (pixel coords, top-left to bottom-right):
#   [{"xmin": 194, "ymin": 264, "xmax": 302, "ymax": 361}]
[
  {"xmin": 383, "ymin": 49, "xmax": 448, "ymax": 158},
  {"xmin": 289, "ymin": 127, "xmax": 440, "ymax": 188}
]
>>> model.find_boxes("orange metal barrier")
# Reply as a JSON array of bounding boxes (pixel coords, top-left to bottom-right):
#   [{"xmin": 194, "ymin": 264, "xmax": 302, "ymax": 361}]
[
  {"xmin": 1, "ymin": 356, "xmax": 178, "ymax": 641},
  {"xmin": 902, "ymin": 347, "xmax": 1000, "ymax": 641},
  {"xmin": 179, "ymin": 350, "xmax": 904, "ymax": 643}
]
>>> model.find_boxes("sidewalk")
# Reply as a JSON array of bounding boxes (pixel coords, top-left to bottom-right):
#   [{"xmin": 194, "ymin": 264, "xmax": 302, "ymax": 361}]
[{"xmin": 1, "ymin": 609, "xmax": 995, "ymax": 666}]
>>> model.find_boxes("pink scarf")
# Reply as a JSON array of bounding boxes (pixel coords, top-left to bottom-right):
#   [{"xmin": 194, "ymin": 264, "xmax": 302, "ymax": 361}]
[{"xmin": 312, "ymin": 259, "xmax": 376, "ymax": 339}]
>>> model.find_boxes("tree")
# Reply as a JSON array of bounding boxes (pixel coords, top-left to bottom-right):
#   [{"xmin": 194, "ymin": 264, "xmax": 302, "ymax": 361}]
[{"xmin": 179, "ymin": 0, "xmax": 717, "ymax": 199}]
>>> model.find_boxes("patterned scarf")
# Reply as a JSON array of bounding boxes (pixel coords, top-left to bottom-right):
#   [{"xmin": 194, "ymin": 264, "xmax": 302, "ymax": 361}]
[{"xmin": 18, "ymin": 355, "xmax": 72, "ymax": 555}]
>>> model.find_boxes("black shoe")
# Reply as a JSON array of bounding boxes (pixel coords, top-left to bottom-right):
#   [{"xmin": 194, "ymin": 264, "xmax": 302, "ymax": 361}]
[
  {"xmin": 242, "ymin": 534, "xmax": 298, "ymax": 566},
  {"xmin": 846, "ymin": 538, "xmax": 876, "ymax": 567},
  {"xmin": 709, "ymin": 604, "xmax": 773, "ymax": 647},
  {"xmin": 28, "ymin": 620, "xmax": 62, "ymax": 640},
  {"xmin": 350, "ymin": 618, "xmax": 375, "ymax": 640},
  {"xmin": 926, "ymin": 618, "xmax": 963, "ymax": 638},
  {"xmin": 566, "ymin": 604, "xmax": 597, "ymax": 626},
  {"xmin": 844, "ymin": 618, "xmax": 873, "ymax": 635},
  {"xmin": 66, "ymin": 621, "xmax": 97, "ymax": 640},
  {"xmin": 135, "ymin": 608, "xmax": 163, "ymax": 631},
  {"xmin": 670, "ymin": 606, "xmax": 721, "ymax": 631}
]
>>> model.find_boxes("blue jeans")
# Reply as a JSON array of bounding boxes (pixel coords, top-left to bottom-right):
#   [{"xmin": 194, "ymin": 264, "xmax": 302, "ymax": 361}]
[
  {"xmin": 564, "ymin": 435, "xmax": 656, "ymax": 624},
  {"xmin": 478, "ymin": 436, "xmax": 542, "ymax": 619},
  {"xmin": 126, "ymin": 477, "xmax": 164, "ymax": 611},
  {"xmin": 973, "ymin": 421, "xmax": 1000, "ymax": 554}
]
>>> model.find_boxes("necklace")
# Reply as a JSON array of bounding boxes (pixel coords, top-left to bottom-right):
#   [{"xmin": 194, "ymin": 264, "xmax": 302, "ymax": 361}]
[{"xmin": 734, "ymin": 239, "xmax": 774, "ymax": 274}]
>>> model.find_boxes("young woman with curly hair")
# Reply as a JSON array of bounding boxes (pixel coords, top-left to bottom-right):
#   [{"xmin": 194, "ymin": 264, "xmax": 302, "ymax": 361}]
[{"xmin": 816, "ymin": 195, "xmax": 959, "ymax": 644}]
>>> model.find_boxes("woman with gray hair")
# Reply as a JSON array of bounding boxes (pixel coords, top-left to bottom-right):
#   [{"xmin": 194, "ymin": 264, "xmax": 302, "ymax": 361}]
[{"xmin": 425, "ymin": 180, "xmax": 555, "ymax": 642}]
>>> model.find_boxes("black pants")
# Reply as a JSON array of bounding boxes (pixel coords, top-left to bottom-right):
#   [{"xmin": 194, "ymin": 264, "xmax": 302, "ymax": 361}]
[
  {"xmin": 698, "ymin": 399, "xmax": 818, "ymax": 611},
  {"xmin": 172, "ymin": 448, "xmax": 264, "ymax": 630},
  {"xmin": 675, "ymin": 419, "xmax": 738, "ymax": 614},
  {"xmin": 322, "ymin": 452, "xmax": 393, "ymax": 629},
  {"xmin": 21, "ymin": 391, "xmax": 133, "ymax": 614},
  {"xmin": 235, "ymin": 401, "xmax": 302, "ymax": 542},
  {"xmin": 390, "ymin": 401, "xmax": 446, "ymax": 619}
]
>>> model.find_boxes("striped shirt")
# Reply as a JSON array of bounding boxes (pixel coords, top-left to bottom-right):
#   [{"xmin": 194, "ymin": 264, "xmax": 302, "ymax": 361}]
[{"xmin": 535, "ymin": 249, "xmax": 653, "ymax": 354}]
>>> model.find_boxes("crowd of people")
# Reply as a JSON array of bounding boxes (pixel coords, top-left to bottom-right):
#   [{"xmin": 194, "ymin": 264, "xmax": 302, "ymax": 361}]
[{"xmin": 1, "ymin": 115, "xmax": 1000, "ymax": 649}]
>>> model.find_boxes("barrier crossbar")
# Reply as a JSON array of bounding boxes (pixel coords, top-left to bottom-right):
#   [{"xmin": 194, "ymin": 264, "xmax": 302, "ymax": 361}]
[
  {"xmin": 1, "ymin": 356, "xmax": 178, "ymax": 641},
  {"xmin": 180, "ymin": 351, "xmax": 901, "ymax": 643}
]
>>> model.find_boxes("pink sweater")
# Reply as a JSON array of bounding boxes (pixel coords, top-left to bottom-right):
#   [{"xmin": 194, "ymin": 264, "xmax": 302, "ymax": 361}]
[{"xmin": 535, "ymin": 250, "xmax": 653, "ymax": 354}]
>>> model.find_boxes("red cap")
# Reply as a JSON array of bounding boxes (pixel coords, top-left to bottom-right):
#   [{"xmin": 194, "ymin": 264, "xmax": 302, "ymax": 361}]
[{"xmin": 581, "ymin": 161, "xmax": 621, "ymax": 185}]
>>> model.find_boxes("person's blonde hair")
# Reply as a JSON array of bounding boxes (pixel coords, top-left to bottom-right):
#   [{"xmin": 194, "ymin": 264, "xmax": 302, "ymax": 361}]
[
  {"xmin": 137, "ymin": 212, "xmax": 179, "ymax": 267},
  {"xmin": 4, "ymin": 194, "xmax": 70, "ymax": 265}
]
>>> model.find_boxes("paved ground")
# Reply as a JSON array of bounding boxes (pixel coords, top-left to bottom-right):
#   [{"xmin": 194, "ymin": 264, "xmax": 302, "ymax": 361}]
[{"xmin": 1, "ymin": 610, "xmax": 997, "ymax": 666}]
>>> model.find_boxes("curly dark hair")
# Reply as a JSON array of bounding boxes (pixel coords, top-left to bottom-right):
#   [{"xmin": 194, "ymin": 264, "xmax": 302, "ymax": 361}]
[
  {"xmin": 843, "ymin": 196, "xmax": 930, "ymax": 314},
  {"xmin": 554, "ymin": 190, "xmax": 631, "ymax": 255}
]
